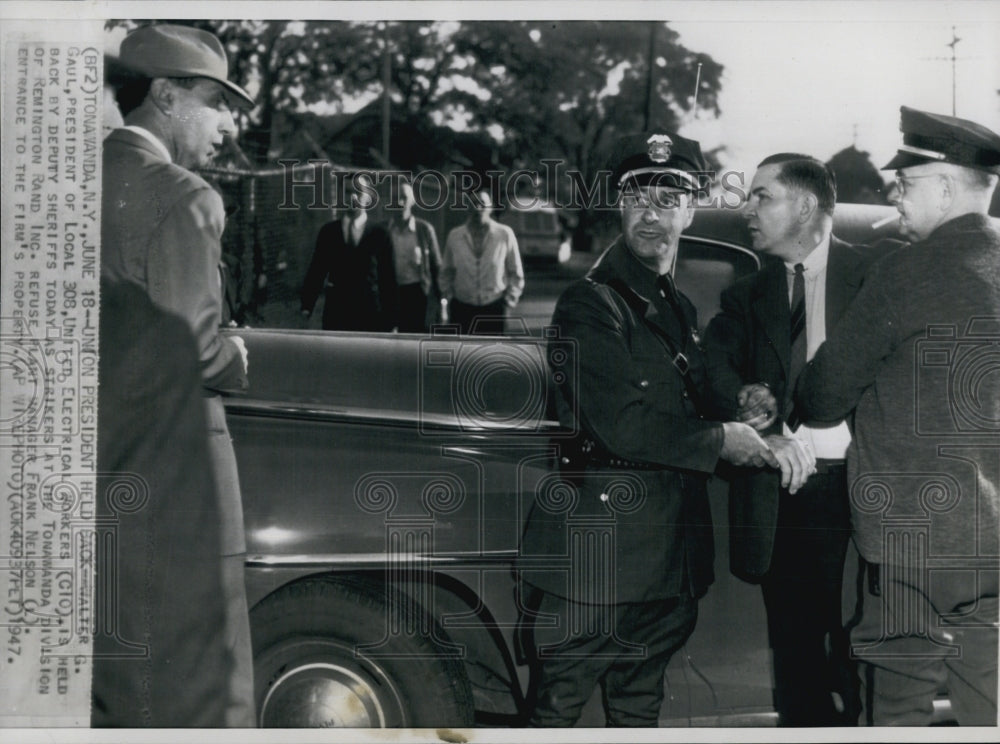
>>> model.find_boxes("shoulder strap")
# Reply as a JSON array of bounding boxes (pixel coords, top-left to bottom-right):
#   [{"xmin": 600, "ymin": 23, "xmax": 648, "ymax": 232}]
[{"xmin": 600, "ymin": 277, "xmax": 704, "ymax": 409}]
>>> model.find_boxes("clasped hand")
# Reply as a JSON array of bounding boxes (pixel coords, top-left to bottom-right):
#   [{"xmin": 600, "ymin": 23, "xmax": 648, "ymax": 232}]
[{"xmin": 720, "ymin": 422, "xmax": 816, "ymax": 494}]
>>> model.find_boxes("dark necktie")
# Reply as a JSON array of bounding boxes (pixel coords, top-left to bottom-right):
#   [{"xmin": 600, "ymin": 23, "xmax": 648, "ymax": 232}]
[{"xmin": 785, "ymin": 263, "xmax": 806, "ymax": 430}]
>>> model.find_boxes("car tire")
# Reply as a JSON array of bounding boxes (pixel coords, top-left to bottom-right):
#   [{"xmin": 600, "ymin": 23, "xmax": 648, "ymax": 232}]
[{"xmin": 250, "ymin": 576, "xmax": 475, "ymax": 728}]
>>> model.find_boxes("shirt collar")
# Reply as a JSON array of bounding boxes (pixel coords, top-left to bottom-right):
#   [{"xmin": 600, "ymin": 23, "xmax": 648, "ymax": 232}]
[
  {"xmin": 784, "ymin": 232, "xmax": 831, "ymax": 275},
  {"xmin": 599, "ymin": 237, "xmax": 662, "ymax": 302},
  {"xmin": 350, "ymin": 211, "xmax": 368, "ymax": 230},
  {"xmin": 123, "ymin": 125, "xmax": 172, "ymax": 163}
]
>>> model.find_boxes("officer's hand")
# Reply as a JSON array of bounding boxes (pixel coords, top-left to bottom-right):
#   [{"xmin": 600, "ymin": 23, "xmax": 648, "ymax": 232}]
[
  {"xmin": 763, "ymin": 435, "xmax": 816, "ymax": 494},
  {"xmin": 231, "ymin": 335, "xmax": 248, "ymax": 374},
  {"xmin": 720, "ymin": 422, "xmax": 780, "ymax": 469},
  {"xmin": 737, "ymin": 383, "xmax": 778, "ymax": 431}
]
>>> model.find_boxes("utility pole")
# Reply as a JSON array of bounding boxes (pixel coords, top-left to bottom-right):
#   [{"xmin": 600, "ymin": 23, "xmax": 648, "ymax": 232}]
[
  {"xmin": 947, "ymin": 26, "xmax": 961, "ymax": 116},
  {"xmin": 643, "ymin": 22, "xmax": 656, "ymax": 131},
  {"xmin": 382, "ymin": 22, "xmax": 392, "ymax": 165},
  {"xmin": 920, "ymin": 26, "xmax": 970, "ymax": 117}
]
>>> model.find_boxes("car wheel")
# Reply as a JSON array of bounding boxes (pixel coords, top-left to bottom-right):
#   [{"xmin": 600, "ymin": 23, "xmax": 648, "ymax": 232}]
[{"xmin": 251, "ymin": 577, "xmax": 475, "ymax": 728}]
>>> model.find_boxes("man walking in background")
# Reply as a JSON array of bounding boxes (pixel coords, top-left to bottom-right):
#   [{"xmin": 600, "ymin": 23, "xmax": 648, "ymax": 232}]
[
  {"xmin": 441, "ymin": 189, "xmax": 524, "ymax": 335},
  {"xmin": 102, "ymin": 23, "xmax": 256, "ymax": 726},
  {"xmin": 384, "ymin": 178, "xmax": 444, "ymax": 332},
  {"xmin": 703, "ymin": 154, "xmax": 876, "ymax": 725},
  {"xmin": 301, "ymin": 171, "xmax": 394, "ymax": 332}
]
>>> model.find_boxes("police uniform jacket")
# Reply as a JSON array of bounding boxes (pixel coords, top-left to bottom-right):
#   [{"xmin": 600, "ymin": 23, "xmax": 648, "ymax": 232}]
[
  {"xmin": 798, "ymin": 213, "xmax": 1000, "ymax": 574},
  {"xmin": 702, "ymin": 237, "xmax": 874, "ymax": 580},
  {"xmin": 519, "ymin": 238, "xmax": 723, "ymax": 604}
]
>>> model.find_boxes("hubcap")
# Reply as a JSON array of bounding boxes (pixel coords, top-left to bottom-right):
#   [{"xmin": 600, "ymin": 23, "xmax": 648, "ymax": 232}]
[{"xmin": 258, "ymin": 640, "xmax": 405, "ymax": 727}]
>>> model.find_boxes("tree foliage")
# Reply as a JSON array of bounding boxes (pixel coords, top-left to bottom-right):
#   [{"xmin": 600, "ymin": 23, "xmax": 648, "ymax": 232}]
[{"xmin": 106, "ymin": 19, "xmax": 724, "ymax": 175}]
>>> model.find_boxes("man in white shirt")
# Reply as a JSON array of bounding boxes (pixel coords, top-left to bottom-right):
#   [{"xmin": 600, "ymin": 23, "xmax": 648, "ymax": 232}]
[
  {"xmin": 703, "ymin": 154, "xmax": 878, "ymax": 726},
  {"xmin": 441, "ymin": 189, "xmax": 524, "ymax": 335}
]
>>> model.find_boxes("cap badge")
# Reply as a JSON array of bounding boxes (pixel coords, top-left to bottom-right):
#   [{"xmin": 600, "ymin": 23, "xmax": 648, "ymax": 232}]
[{"xmin": 647, "ymin": 134, "xmax": 673, "ymax": 163}]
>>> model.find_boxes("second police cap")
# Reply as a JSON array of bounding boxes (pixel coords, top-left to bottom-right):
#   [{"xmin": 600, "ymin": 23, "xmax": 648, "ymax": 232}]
[
  {"xmin": 883, "ymin": 106, "xmax": 1000, "ymax": 174},
  {"xmin": 609, "ymin": 131, "xmax": 708, "ymax": 192}
]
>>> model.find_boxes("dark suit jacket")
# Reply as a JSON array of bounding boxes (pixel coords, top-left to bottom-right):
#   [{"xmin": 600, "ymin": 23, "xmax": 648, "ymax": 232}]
[
  {"xmin": 519, "ymin": 239, "xmax": 723, "ymax": 603},
  {"xmin": 301, "ymin": 217, "xmax": 394, "ymax": 331},
  {"xmin": 702, "ymin": 237, "xmax": 874, "ymax": 580}
]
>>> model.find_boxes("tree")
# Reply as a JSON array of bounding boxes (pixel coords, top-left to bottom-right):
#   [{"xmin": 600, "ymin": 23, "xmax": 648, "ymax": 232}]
[
  {"xmin": 450, "ymin": 21, "xmax": 723, "ymax": 187},
  {"xmin": 107, "ymin": 20, "xmax": 723, "ymax": 176}
]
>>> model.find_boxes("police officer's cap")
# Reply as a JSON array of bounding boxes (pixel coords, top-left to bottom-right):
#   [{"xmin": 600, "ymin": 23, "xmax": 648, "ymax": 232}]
[
  {"xmin": 883, "ymin": 106, "xmax": 1000, "ymax": 175},
  {"xmin": 609, "ymin": 131, "xmax": 708, "ymax": 192}
]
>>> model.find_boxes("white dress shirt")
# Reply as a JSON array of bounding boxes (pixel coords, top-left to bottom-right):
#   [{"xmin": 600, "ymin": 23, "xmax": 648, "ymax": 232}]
[{"xmin": 783, "ymin": 236, "xmax": 852, "ymax": 460}]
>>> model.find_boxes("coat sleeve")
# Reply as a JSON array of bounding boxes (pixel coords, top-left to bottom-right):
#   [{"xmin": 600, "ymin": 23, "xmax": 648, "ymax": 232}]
[
  {"xmin": 503, "ymin": 226, "xmax": 525, "ymax": 307},
  {"xmin": 300, "ymin": 223, "xmax": 332, "ymax": 315},
  {"xmin": 554, "ymin": 281, "xmax": 724, "ymax": 474},
  {"xmin": 796, "ymin": 259, "xmax": 899, "ymax": 423},
  {"xmin": 440, "ymin": 229, "xmax": 458, "ymax": 300},
  {"xmin": 371, "ymin": 225, "xmax": 396, "ymax": 331},
  {"xmin": 147, "ymin": 186, "xmax": 247, "ymax": 394},
  {"xmin": 701, "ymin": 283, "xmax": 752, "ymax": 421},
  {"xmin": 422, "ymin": 220, "xmax": 443, "ymax": 297}
]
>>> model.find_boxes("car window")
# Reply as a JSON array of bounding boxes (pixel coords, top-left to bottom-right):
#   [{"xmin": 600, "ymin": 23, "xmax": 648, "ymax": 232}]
[{"xmin": 675, "ymin": 238, "xmax": 760, "ymax": 332}]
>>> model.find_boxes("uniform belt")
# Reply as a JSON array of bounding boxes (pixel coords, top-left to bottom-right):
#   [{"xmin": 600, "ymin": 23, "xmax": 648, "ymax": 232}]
[{"xmin": 583, "ymin": 454, "xmax": 663, "ymax": 471}]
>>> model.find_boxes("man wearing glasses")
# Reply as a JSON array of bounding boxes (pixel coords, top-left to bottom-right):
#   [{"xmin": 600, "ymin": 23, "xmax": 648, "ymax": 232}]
[
  {"xmin": 518, "ymin": 132, "xmax": 813, "ymax": 726},
  {"xmin": 797, "ymin": 107, "xmax": 1000, "ymax": 725}
]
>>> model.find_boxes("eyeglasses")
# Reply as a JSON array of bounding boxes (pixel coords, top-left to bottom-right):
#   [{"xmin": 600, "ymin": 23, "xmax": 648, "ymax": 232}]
[
  {"xmin": 620, "ymin": 191, "xmax": 685, "ymax": 210},
  {"xmin": 892, "ymin": 173, "xmax": 944, "ymax": 196}
]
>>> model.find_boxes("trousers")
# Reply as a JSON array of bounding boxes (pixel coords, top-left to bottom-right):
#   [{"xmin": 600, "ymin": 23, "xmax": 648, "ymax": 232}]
[
  {"xmin": 450, "ymin": 297, "xmax": 507, "ymax": 336},
  {"xmin": 759, "ymin": 464, "xmax": 857, "ymax": 726},
  {"xmin": 524, "ymin": 591, "xmax": 698, "ymax": 727},
  {"xmin": 846, "ymin": 548, "xmax": 998, "ymax": 726}
]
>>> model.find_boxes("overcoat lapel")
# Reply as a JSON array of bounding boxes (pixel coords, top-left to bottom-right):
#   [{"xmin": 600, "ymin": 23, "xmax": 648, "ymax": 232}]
[
  {"xmin": 752, "ymin": 260, "xmax": 791, "ymax": 376},
  {"xmin": 825, "ymin": 237, "xmax": 865, "ymax": 333}
]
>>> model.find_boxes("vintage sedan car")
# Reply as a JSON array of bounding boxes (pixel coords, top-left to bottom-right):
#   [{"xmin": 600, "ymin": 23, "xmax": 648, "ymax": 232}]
[{"xmin": 225, "ymin": 204, "xmax": 911, "ymax": 728}]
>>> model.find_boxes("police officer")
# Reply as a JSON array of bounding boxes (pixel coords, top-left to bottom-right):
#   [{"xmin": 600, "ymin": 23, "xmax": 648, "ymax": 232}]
[
  {"xmin": 518, "ymin": 132, "xmax": 814, "ymax": 727},
  {"xmin": 797, "ymin": 107, "xmax": 1000, "ymax": 725}
]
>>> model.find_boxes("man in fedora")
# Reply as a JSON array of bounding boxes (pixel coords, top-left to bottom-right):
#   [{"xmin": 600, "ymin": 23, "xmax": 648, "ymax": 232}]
[
  {"xmin": 797, "ymin": 107, "xmax": 1000, "ymax": 725},
  {"xmin": 102, "ymin": 23, "xmax": 256, "ymax": 726},
  {"xmin": 518, "ymin": 132, "xmax": 814, "ymax": 726}
]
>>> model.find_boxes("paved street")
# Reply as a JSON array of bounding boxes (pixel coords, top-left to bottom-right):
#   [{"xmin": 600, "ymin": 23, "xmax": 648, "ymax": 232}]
[{"xmin": 509, "ymin": 251, "xmax": 598, "ymax": 335}]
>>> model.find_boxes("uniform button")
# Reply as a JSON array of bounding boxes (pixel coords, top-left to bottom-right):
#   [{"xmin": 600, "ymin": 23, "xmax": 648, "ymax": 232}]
[
  {"xmin": 639, "ymin": 380, "xmax": 649, "ymax": 389},
  {"xmin": 599, "ymin": 492, "xmax": 609, "ymax": 502},
  {"xmin": 683, "ymin": 391, "xmax": 689, "ymax": 399},
  {"xmin": 560, "ymin": 456, "xmax": 570, "ymax": 465}
]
